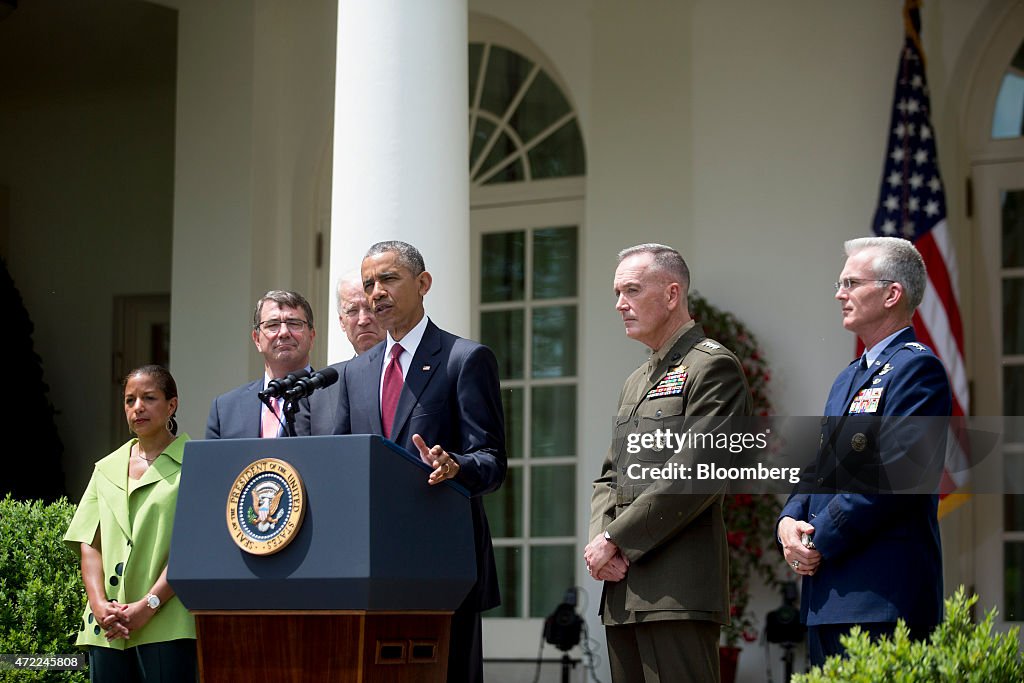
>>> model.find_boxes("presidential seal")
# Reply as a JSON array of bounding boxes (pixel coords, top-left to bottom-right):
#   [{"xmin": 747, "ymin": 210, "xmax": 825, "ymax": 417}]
[{"xmin": 226, "ymin": 458, "xmax": 306, "ymax": 556}]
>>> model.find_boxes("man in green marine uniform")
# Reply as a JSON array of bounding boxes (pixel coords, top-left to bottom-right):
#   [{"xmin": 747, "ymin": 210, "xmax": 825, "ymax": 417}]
[{"xmin": 585, "ymin": 243, "xmax": 752, "ymax": 683}]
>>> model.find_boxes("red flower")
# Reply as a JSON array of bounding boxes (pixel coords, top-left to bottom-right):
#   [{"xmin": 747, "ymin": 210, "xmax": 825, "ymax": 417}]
[{"xmin": 727, "ymin": 531, "xmax": 746, "ymax": 549}]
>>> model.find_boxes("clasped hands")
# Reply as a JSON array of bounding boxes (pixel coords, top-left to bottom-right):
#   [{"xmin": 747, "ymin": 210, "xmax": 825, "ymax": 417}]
[
  {"xmin": 412, "ymin": 434, "xmax": 460, "ymax": 485},
  {"xmin": 778, "ymin": 516, "xmax": 822, "ymax": 576},
  {"xmin": 91, "ymin": 598, "xmax": 155, "ymax": 641},
  {"xmin": 584, "ymin": 533, "xmax": 630, "ymax": 582}
]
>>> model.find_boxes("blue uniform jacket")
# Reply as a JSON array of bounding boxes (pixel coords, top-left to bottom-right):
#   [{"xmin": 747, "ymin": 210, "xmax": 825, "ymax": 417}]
[{"xmin": 779, "ymin": 328, "xmax": 952, "ymax": 627}]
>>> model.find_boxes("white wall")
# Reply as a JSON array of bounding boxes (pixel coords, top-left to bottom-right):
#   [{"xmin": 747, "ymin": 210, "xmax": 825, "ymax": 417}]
[
  {"xmin": 166, "ymin": 0, "xmax": 337, "ymax": 437},
  {"xmin": 690, "ymin": 2, "xmax": 902, "ymax": 415},
  {"xmin": 165, "ymin": 0, "xmax": 256, "ymax": 439}
]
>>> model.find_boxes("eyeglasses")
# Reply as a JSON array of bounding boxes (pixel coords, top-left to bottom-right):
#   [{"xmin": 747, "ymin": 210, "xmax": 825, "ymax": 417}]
[
  {"xmin": 257, "ymin": 318, "xmax": 311, "ymax": 335},
  {"xmin": 833, "ymin": 278, "xmax": 895, "ymax": 292}
]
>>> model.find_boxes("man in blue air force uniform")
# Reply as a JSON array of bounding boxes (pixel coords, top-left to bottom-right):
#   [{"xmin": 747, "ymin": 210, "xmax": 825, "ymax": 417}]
[{"xmin": 777, "ymin": 236, "xmax": 952, "ymax": 666}]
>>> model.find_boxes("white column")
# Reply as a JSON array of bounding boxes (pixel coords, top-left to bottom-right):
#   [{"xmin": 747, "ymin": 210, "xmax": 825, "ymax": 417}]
[{"xmin": 329, "ymin": 0, "xmax": 469, "ymax": 360}]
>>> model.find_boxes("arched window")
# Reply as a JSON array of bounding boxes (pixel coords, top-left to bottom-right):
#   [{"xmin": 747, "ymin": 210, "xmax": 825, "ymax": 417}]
[
  {"xmin": 992, "ymin": 41, "xmax": 1024, "ymax": 139},
  {"xmin": 990, "ymin": 39, "xmax": 1024, "ymax": 621},
  {"xmin": 468, "ymin": 21, "xmax": 586, "ymax": 636},
  {"xmin": 468, "ymin": 43, "xmax": 584, "ymax": 186},
  {"xmin": 964, "ymin": 6, "xmax": 1024, "ymax": 638}
]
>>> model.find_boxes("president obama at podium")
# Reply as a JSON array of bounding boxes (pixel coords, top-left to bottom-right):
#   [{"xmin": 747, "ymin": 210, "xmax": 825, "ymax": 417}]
[{"xmin": 334, "ymin": 240, "xmax": 506, "ymax": 683}]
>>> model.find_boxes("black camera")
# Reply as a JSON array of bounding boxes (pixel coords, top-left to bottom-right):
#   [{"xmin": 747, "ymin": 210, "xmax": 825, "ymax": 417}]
[
  {"xmin": 765, "ymin": 581, "xmax": 805, "ymax": 644},
  {"xmin": 543, "ymin": 587, "xmax": 583, "ymax": 651}
]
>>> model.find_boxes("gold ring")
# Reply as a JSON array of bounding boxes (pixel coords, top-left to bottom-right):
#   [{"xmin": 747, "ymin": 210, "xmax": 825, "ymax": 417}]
[{"xmin": 443, "ymin": 462, "xmax": 451, "ymax": 476}]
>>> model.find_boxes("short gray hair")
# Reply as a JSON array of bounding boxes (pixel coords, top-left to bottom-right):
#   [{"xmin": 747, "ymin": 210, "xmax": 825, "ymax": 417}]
[
  {"xmin": 365, "ymin": 241, "xmax": 426, "ymax": 275},
  {"xmin": 617, "ymin": 243, "xmax": 690, "ymax": 292},
  {"xmin": 844, "ymin": 236, "xmax": 926, "ymax": 310},
  {"xmin": 335, "ymin": 271, "xmax": 364, "ymax": 314},
  {"xmin": 252, "ymin": 290, "xmax": 315, "ymax": 330}
]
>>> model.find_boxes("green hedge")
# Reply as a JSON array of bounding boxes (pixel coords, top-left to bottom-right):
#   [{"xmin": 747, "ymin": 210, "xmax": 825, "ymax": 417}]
[
  {"xmin": 0, "ymin": 496, "xmax": 85, "ymax": 682},
  {"xmin": 794, "ymin": 586, "xmax": 1023, "ymax": 683}
]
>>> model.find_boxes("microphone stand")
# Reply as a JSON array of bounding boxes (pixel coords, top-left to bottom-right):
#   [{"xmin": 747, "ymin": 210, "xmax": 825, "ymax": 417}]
[
  {"xmin": 281, "ymin": 397, "xmax": 300, "ymax": 437},
  {"xmin": 258, "ymin": 392, "xmax": 299, "ymax": 438}
]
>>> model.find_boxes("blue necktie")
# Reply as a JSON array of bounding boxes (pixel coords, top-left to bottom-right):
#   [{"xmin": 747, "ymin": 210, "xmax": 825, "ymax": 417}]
[{"xmin": 848, "ymin": 356, "xmax": 870, "ymax": 399}]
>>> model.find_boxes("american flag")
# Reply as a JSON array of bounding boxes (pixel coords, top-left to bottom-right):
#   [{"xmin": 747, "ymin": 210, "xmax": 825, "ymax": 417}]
[{"xmin": 870, "ymin": 0, "xmax": 970, "ymax": 508}]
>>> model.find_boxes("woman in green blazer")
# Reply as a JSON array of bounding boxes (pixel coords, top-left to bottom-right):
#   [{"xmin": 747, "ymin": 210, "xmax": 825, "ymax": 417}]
[{"xmin": 65, "ymin": 365, "xmax": 196, "ymax": 682}]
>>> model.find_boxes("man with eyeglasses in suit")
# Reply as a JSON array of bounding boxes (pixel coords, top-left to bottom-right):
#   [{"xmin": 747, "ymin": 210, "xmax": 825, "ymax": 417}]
[
  {"xmin": 206, "ymin": 290, "xmax": 317, "ymax": 439},
  {"xmin": 777, "ymin": 236, "xmax": 951, "ymax": 666}
]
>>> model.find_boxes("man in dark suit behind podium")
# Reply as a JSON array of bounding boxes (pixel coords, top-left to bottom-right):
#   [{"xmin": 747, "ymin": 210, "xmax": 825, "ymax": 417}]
[
  {"xmin": 303, "ymin": 273, "xmax": 386, "ymax": 435},
  {"xmin": 336, "ymin": 240, "xmax": 506, "ymax": 683},
  {"xmin": 206, "ymin": 290, "xmax": 316, "ymax": 439}
]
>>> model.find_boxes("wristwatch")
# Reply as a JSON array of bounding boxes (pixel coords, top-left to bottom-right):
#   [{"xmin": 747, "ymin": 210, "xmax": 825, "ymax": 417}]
[
  {"xmin": 604, "ymin": 531, "xmax": 613, "ymax": 541},
  {"xmin": 145, "ymin": 593, "xmax": 161, "ymax": 610}
]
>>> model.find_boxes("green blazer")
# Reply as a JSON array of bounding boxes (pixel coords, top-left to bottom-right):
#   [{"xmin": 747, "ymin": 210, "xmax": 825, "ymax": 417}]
[
  {"xmin": 590, "ymin": 323, "xmax": 752, "ymax": 626},
  {"xmin": 64, "ymin": 435, "xmax": 196, "ymax": 649}
]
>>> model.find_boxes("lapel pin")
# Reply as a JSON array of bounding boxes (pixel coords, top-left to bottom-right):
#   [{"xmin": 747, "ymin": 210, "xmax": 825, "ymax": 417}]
[{"xmin": 422, "ymin": 365, "xmax": 431, "ymax": 371}]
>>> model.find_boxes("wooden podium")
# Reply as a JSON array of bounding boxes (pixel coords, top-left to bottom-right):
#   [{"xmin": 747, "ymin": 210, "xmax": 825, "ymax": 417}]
[{"xmin": 168, "ymin": 435, "xmax": 476, "ymax": 683}]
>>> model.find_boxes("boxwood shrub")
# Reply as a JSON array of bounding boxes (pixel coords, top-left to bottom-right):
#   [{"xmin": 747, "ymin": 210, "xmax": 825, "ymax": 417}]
[
  {"xmin": 794, "ymin": 586, "xmax": 1023, "ymax": 683},
  {"xmin": 0, "ymin": 496, "xmax": 85, "ymax": 682}
]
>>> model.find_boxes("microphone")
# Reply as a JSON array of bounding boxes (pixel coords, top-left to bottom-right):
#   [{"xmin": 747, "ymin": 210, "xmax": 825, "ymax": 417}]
[
  {"xmin": 258, "ymin": 368, "xmax": 311, "ymax": 401},
  {"xmin": 284, "ymin": 367, "xmax": 340, "ymax": 400}
]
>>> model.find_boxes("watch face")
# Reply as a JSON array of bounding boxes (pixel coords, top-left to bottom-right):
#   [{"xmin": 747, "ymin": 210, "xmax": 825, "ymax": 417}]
[{"xmin": 147, "ymin": 595, "xmax": 160, "ymax": 609}]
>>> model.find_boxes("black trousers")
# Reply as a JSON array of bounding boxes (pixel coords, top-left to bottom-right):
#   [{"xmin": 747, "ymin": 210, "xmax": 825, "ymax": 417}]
[
  {"xmin": 88, "ymin": 638, "xmax": 197, "ymax": 683},
  {"xmin": 447, "ymin": 605, "xmax": 484, "ymax": 683}
]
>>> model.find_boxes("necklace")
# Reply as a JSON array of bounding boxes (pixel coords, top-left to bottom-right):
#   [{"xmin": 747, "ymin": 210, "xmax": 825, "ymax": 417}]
[{"xmin": 132, "ymin": 443, "xmax": 159, "ymax": 463}]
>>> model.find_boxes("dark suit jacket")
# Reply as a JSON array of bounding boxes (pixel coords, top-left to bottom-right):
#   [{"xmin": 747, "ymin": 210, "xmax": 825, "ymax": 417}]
[
  {"xmin": 299, "ymin": 360, "xmax": 349, "ymax": 437},
  {"xmin": 206, "ymin": 379, "xmax": 263, "ymax": 439},
  {"xmin": 779, "ymin": 327, "xmax": 952, "ymax": 627},
  {"xmin": 336, "ymin": 320, "xmax": 507, "ymax": 611},
  {"xmin": 206, "ymin": 376, "xmax": 314, "ymax": 439}
]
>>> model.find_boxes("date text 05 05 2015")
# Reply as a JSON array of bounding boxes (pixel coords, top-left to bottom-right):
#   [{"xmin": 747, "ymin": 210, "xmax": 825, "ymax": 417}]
[{"xmin": 0, "ymin": 654, "xmax": 86, "ymax": 670}]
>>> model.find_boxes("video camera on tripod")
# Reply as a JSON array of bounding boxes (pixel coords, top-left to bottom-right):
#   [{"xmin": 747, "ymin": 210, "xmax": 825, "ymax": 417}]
[
  {"xmin": 765, "ymin": 580, "xmax": 804, "ymax": 645},
  {"xmin": 764, "ymin": 581, "xmax": 805, "ymax": 683},
  {"xmin": 543, "ymin": 587, "xmax": 583, "ymax": 651}
]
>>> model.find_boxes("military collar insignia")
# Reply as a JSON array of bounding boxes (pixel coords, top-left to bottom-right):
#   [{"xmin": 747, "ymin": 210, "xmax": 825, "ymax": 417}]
[
  {"xmin": 227, "ymin": 458, "xmax": 306, "ymax": 556},
  {"xmin": 700, "ymin": 340, "xmax": 721, "ymax": 350},
  {"xmin": 904, "ymin": 342, "xmax": 926, "ymax": 351},
  {"xmin": 647, "ymin": 366, "xmax": 688, "ymax": 399}
]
